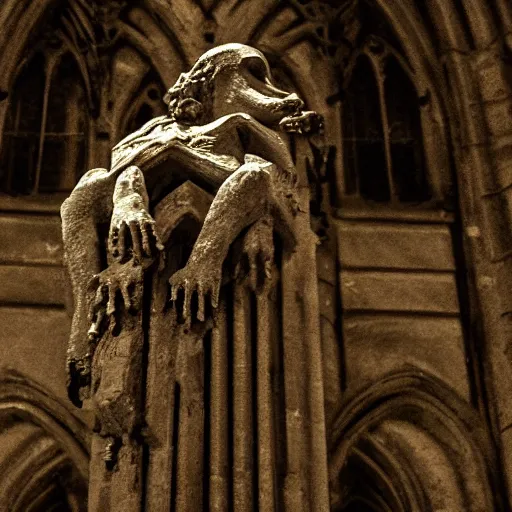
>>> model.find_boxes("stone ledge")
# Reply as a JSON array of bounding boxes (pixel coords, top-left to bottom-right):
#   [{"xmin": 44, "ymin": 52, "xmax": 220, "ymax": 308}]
[
  {"xmin": 0, "ymin": 214, "xmax": 63, "ymax": 265},
  {"xmin": 340, "ymin": 270, "xmax": 460, "ymax": 314},
  {"xmin": 335, "ymin": 220, "xmax": 456, "ymax": 272},
  {"xmin": 0, "ymin": 265, "xmax": 67, "ymax": 306}
]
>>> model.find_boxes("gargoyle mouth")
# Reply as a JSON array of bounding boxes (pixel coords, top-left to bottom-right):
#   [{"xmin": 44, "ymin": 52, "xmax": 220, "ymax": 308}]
[
  {"xmin": 279, "ymin": 110, "xmax": 324, "ymax": 135},
  {"xmin": 272, "ymin": 94, "xmax": 305, "ymax": 116}
]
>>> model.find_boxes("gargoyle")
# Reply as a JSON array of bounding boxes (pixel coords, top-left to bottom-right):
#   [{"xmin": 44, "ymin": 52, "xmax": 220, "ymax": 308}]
[{"xmin": 61, "ymin": 43, "xmax": 323, "ymax": 407}]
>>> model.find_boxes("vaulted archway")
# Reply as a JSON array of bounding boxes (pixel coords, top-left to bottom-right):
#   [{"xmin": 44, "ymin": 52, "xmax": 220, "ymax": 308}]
[
  {"xmin": 329, "ymin": 370, "xmax": 503, "ymax": 511},
  {"xmin": 0, "ymin": 370, "xmax": 89, "ymax": 511}
]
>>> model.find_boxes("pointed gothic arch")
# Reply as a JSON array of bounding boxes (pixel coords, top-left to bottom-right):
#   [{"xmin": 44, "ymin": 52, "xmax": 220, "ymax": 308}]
[
  {"xmin": 0, "ymin": 0, "xmax": 178, "ymax": 192},
  {"xmin": 0, "ymin": 369, "xmax": 89, "ymax": 511},
  {"xmin": 342, "ymin": 37, "xmax": 431, "ymax": 204},
  {"xmin": 0, "ymin": 34, "xmax": 90, "ymax": 195},
  {"xmin": 328, "ymin": 370, "xmax": 502, "ymax": 511}
]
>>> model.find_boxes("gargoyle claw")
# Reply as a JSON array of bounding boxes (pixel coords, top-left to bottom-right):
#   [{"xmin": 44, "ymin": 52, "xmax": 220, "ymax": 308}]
[
  {"xmin": 234, "ymin": 217, "xmax": 274, "ymax": 291},
  {"xmin": 87, "ymin": 261, "xmax": 144, "ymax": 341},
  {"xmin": 279, "ymin": 110, "xmax": 324, "ymax": 135},
  {"xmin": 109, "ymin": 210, "xmax": 163, "ymax": 262},
  {"xmin": 168, "ymin": 266, "xmax": 221, "ymax": 323}
]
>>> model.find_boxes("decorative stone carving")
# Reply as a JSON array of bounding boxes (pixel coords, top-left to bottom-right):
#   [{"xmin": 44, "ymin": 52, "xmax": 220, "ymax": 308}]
[
  {"xmin": 62, "ymin": 43, "xmax": 327, "ymax": 510},
  {"xmin": 287, "ymin": 0, "xmax": 361, "ymax": 67},
  {"xmin": 62, "ymin": 42, "xmax": 321, "ymax": 405}
]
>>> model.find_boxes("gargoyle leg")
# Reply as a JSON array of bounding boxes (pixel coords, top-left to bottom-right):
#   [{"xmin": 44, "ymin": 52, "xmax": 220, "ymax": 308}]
[
  {"xmin": 169, "ymin": 155, "xmax": 296, "ymax": 320},
  {"xmin": 62, "ymin": 200, "xmax": 104, "ymax": 405},
  {"xmin": 190, "ymin": 159, "xmax": 276, "ymax": 266}
]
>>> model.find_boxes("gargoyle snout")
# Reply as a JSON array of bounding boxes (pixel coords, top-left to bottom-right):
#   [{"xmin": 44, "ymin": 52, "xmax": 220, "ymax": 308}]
[{"xmin": 276, "ymin": 93, "xmax": 304, "ymax": 115}]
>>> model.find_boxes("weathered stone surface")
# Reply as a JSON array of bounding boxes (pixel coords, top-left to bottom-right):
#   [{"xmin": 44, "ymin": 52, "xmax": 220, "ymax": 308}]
[
  {"xmin": 0, "ymin": 214, "xmax": 63, "ymax": 265},
  {"xmin": 0, "ymin": 0, "xmax": 511, "ymax": 509},
  {"xmin": 343, "ymin": 314, "xmax": 470, "ymax": 400},
  {"xmin": 340, "ymin": 270, "xmax": 460, "ymax": 314},
  {"xmin": 336, "ymin": 221, "xmax": 455, "ymax": 271},
  {"xmin": 0, "ymin": 265, "xmax": 66, "ymax": 305},
  {"xmin": 0, "ymin": 307, "xmax": 70, "ymax": 401},
  {"xmin": 482, "ymin": 98, "xmax": 512, "ymax": 139},
  {"xmin": 59, "ymin": 42, "xmax": 328, "ymax": 511}
]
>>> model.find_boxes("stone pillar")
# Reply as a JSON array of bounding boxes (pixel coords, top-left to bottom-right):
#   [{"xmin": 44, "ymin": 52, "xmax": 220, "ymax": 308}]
[{"xmin": 62, "ymin": 43, "xmax": 330, "ymax": 511}]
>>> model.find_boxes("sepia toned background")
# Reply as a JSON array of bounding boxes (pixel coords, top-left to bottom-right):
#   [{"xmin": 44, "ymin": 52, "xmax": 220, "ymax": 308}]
[{"xmin": 0, "ymin": 0, "xmax": 511, "ymax": 510}]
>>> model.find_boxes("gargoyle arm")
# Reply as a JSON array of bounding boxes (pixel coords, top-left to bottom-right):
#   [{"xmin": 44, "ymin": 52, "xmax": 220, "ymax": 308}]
[
  {"xmin": 61, "ymin": 169, "xmax": 114, "ymax": 405},
  {"xmin": 61, "ymin": 165, "xmax": 152, "ymax": 405}
]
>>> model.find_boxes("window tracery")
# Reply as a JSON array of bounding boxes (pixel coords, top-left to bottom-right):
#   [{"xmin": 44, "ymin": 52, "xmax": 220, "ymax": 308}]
[
  {"xmin": 0, "ymin": 41, "xmax": 88, "ymax": 195},
  {"xmin": 0, "ymin": 0, "xmax": 166, "ymax": 197},
  {"xmin": 40, "ymin": 53, "xmax": 88, "ymax": 193},
  {"xmin": 0, "ymin": 53, "xmax": 46, "ymax": 195},
  {"xmin": 342, "ymin": 37, "xmax": 431, "ymax": 204}
]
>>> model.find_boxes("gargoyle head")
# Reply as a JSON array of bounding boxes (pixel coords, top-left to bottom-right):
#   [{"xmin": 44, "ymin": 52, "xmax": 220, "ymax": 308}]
[{"xmin": 164, "ymin": 43, "xmax": 305, "ymax": 127}]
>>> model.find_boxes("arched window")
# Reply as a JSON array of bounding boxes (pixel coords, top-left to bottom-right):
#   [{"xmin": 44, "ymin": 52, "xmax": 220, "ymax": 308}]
[
  {"xmin": 342, "ymin": 38, "xmax": 430, "ymax": 204},
  {"xmin": 343, "ymin": 55, "xmax": 389, "ymax": 201},
  {"xmin": 0, "ymin": 51, "xmax": 88, "ymax": 195},
  {"xmin": 384, "ymin": 56, "xmax": 429, "ymax": 202},
  {"xmin": 40, "ymin": 53, "xmax": 88, "ymax": 193},
  {"xmin": 0, "ymin": 54, "xmax": 46, "ymax": 194},
  {"xmin": 0, "ymin": 371, "xmax": 89, "ymax": 511}
]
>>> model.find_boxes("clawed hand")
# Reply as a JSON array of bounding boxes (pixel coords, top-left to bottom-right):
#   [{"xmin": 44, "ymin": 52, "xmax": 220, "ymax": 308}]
[
  {"xmin": 168, "ymin": 218, "xmax": 275, "ymax": 324},
  {"xmin": 87, "ymin": 260, "xmax": 144, "ymax": 341},
  {"xmin": 234, "ymin": 217, "xmax": 274, "ymax": 291},
  {"xmin": 109, "ymin": 203, "xmax": 163, "ymax": 262},
  {"xmin": 168, "ymin": 265, "xmax": 221, "ymax": 323}
]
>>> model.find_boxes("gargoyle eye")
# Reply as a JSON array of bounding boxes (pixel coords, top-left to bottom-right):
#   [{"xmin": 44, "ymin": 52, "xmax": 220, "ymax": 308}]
[{"xmin": 246, "ymin": 58, "xmax": 268, "ymax": 82}]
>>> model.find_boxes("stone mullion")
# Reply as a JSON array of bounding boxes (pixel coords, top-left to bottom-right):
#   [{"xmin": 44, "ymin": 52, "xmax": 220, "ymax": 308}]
[
  {"xmin": 367, "ymin": 50, "xmax": 397, "ymax": 202},
  {"xmin": 232, "ymin": 283, "xmax": 254, "ymax": 511},
  {"xmin": 174, "ymin": 325, "xmax": 205, "ymax": 512},
  {"xmin": 5, "ymin": 93, "xmax": 22, "ymax": 193},
  {"xmin": 256, "ymin": 285, "xmax": 277, "ymax": 512},
  {"xmin": 349, "ymin": 98, "xmax": 360, "ymax": 196},
  {"xmin": 471, "ymin": 38, "xmax": 512, "ymax": 507},
  {"xmin": 34, "ymin": 52, "xmax": 60, "ymax": 195},
  {"xmin": 209, "ymin": 300, "xmax": 229, "ymax": 512}
]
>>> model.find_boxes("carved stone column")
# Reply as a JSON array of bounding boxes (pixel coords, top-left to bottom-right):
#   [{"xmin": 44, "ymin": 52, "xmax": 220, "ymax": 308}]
[
  {"xmin": 82, "ymin": 178, "xmax": 329, "ymax": 510},
  {"xmin": 62, "ymin": 43, "xmax": 329, "ymax": 511}
]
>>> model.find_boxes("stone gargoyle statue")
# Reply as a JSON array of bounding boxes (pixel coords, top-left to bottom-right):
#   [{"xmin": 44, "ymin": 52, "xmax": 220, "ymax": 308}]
[{"xmin": 61, "ymin": 43, "xmax": 323, "ymax": 407}]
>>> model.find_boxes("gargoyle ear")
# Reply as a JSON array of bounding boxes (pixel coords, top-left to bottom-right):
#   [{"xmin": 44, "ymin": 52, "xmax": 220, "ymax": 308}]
[
  {"xmin": 175, "ymin": 98, "xmax": 204, "ymax": 124},
  {"xmin": 163, "ymin": 72, "xmax": 187, "ymax": 105}
]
